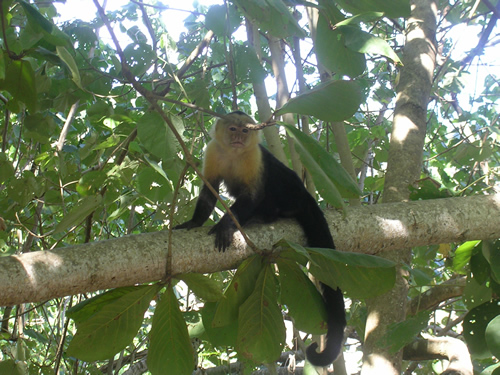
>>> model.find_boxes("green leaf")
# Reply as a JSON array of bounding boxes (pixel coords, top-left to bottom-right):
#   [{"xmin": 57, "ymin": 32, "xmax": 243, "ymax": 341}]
[
  {"xmin": 123, "ymin": 43, "xmax": 155, "ymax": 76},
  {"xmin": 464, "ymin": 300, "xmax": 500, "ymax": 359},
  {"xmin": 20, "ymin": 1, "xmax": 72, "ymax": 48},
  {"xmin": 0, "ymin": 154, "xmax": 15, "ymax": 183},
  {"xmin": 53, "ymin": 195, "xmax": 102, "ymax": 234},
  {"xmin": 213, "ymin": 255, "xmax": 264, "ymax": 326},
  {"xmin": 276, "ymin": 80, "xmax": 363, "ymax": 122},
  {"xmin": 233, "ymin": 0, "xmax": 306, "ymax": 38},
  {"xmin": 66, "ymin": 285, "xmax": 160, "ymax": 361},
  {"xmin": 334, "ymin": 0, "xmax": 410, "ymax": 18},
  {"xmin": 381, "ymin": 310, "xmax": 431, "ymax": 353},
  {"xmin": 77, "ymin": 170, "xmax": 107, "ymax": 196},
  {"xmin": 339, "ymin": 25, "xmax": 401, "ymax": 64},
  {"xmin": 135, "ymin": 166, "xmax": 172, "ymax": 203},
  {"xmin": 277, "ymin": 257, "xmax": 327, "ymax": 334},
  {"xmin": 179, "ymin": 273, "xmax": 224, "ymax": 302},
  {"xmin": 480, "ymin": 363, "xmax": 500, "ymax": 375},
  {"xmin": 137, "ymin": 112, "xmax": 183, "ymax": 162},
  {"xmin": 56, "ymin": 46, "xmax": 82, "ymax": 88},
  {"xmin": 68, "ymin": 287, "xmax": 143, "ymax": 324},
  {"xmin": 148, "ymin": 287, "xmax": 194, "ymax": 375},
  {"xmin": 236, "ymin": 263, "xmax": 285, "ymax": 363},
  {"xmin": 25, "ymin": 113, "xmax": 56, "ymax": 143},
  {"xmin": 335, "ymin": 12, "xmax": 385, "ymax": 27},
  {"xmin": 275, "ymin": 238, "xmax": 310, "ymax": 265},
  {"xmin": 0, "ymin": 52, "xmax": 5, "ymax": 81},
  {"xmin": 470, "ymin": 248, "xmax": 491, "ymax": 285},
  {"xmin": 307, "ymin": 247, "xmax": 396, "ymax": 299},
  {"xmin": 0, "ymin": 59, "xmax": 37, "ymax": 112},
  {"xmin": 0, "ymin": 359, "xmax": 25, "ymax": 375},
  {"xmin": 284, "ymin": 124, "xmax": 361, "ymax": 207},
  {"xmin": 482, "ymin": 241, "xmax": 500, "ymax": 283},
  {"xmin": 452, "ymin": 240, "xmax": 481, "ymax": 273},
  {"xmin": 486, "ymin": 315, "xmax": 500, "ymax": 358},
  {"xmin": 315, "ymin": 16, "xmax": 366, "ymax": 78},
  {"xmin": 464, "ymin": 276, "xmax": 492, "ymax": 309},
  {"xmin": 20, "ymin": 1, "xmax": 53, "ymax": 34},
  {"xmin": 205, "ymin": 5, "xmax": 239, "ymax": 37},
  {"xmin": 201, "ymin": 302, "xmax": 238, "ymax": 347}
]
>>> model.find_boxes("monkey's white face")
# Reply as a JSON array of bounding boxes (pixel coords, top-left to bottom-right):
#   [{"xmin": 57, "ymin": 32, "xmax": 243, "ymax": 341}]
[
  {"xmin": 227, "ymin": 125, "xmax": 251, "ymax": 149},
  {"xmin": 213, "ymin": 112, "xmax": 260, "ymax": 154}
]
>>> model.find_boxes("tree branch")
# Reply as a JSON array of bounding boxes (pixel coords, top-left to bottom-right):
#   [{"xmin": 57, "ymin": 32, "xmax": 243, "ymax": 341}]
[
  {"xmin": 0, "ymin": 194, "xmax": 499, "ymax": 306},
  {"xmin": 407, "ymin": 276, "xmax": 466, "ymax": 316},
  {"xmin": 403, "ymin": 337, "xmax": 473, "ymax": 375}
]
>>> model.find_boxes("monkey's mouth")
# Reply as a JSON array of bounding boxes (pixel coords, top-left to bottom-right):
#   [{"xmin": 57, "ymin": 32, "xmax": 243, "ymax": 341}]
[{"xmin": 231, "ymin": 142, "xmax": 245, "ymax": 148}]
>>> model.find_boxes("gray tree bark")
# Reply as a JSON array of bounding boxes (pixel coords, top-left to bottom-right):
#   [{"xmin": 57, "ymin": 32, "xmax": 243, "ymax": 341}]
[
  {"xmin": 0, "ymin": 194, "xmax": 498, "ymax": 306},
  {"xmin": 362, "ymin": 0, "xmax": 438, "ymax": 373}
]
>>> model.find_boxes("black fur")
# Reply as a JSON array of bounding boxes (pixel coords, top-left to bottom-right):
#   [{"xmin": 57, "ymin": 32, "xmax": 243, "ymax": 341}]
[{"xmin": 175, "ymin": 135, "xmax": 346, "ymax": 366}]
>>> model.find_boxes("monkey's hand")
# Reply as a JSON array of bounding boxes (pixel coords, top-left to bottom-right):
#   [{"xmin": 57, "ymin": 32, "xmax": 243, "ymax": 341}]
[
  {"xmin": 173, "ymin": 220, "xmax": 201, "ymax": 230},
  {"xmin": 208, "ymin": 217, "xmax": 235, "ymax": 252}
]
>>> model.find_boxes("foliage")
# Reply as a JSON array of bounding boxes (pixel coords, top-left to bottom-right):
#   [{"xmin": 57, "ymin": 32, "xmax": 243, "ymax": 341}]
[{"xmin": 0, "ymin": 0, "xmax": 498, "ymax": 374}]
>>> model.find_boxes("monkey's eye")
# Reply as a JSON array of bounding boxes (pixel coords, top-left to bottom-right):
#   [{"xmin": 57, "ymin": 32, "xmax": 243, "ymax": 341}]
[
  {"xmin": 229, "ymin": 126, "xmax": 237, "ymax": 132},
  {"xmin": 242, "ymin": 128, "xmax": 249, "ymax": 133}
]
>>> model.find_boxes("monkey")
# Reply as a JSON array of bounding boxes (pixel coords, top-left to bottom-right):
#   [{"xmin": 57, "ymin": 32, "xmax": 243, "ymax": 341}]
[{"xmin": 174, "ymin": 111, "xmax": 346, "ymax": 366}]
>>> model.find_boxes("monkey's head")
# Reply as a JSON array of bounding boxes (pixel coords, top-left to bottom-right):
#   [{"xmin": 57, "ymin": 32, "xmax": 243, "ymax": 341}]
[{"xmin": 214, "ymin": 111, "xmax": 260, "ymax": 152}]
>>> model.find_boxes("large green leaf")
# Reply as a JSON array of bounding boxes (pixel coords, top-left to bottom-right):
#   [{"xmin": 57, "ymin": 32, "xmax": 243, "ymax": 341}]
[
  {"xmin": 148, "ymin": 287, "xmax": 194, "ymax": 375},
  {"xmin": 179, "ymin": 273, "xmax": 224, "ymax": 302},
  {"xmin": 307, "ymin": 247, "xmax": 396, "ymax": 299},
  {"xmin": 236, "ymin": 263, "xmax": 285, "ymax": 363},
  {"xmin": 123, "ymin": 43, "xmax": 156, "ymax": 76},
  {"xmin": 56, "ymin": 46, "xmax": 82, "ymax": 88},
  {"xmin": 201, "ymin": 302, "xmax": 238, "ymax": 347},
  {"xmin": 213, "ymin": 255, "xmax": 264, "ymax": 326},
  {"xmin": 380, "ymin": 310, "xmax": 431, "ymax": 353},
  {"xmin": 480, "ymin": 363, "xmax": 500, "ymax": 375},
  {"xmin": 67, "ymin": 287, "xmax": 142, "ymax": 324},
  {"xmin": 205, "ymin": 4, "xmax": 242, "ymax": 37},
  {"xmin": 285, "ymin": 124, "xmax": 361, "ymax": 207},
  {"xmin": 76, "ymin": 170, "xmax": 107, "ymax": 196},
  {"xmin": 276, "ymin": 80, "xmax": 363, "ymax": 122},
  {"xmin": 0, "ymin": 59, "xmax": 37, "ymax": 112},
  {"xmin": 0, "ymin": 359, "xmax": 25, "ymax": 375},
  {"xmin": 53, "ymin": 195, "xmax": 102, "ymax": 234},
  {"xmin": 20, "ymin": 1, "xmax": 52, "ymax": 33},
  {"xmin": 233, "ymin": 0, "xmax": 306, "ymax": 38},
  {"xmin": 452, "ymin": 240, "xmax": 481, "ymax": 273},
  {"xmin": 464, "ymin": 275, "xmax": 492, "ymax": 310},
  {"xmin": 315, "ymin": 16, "xmax": 366, "ymax": 78},
  {"xmin": 486, "ymin": 315, "xmax": 500, "ymax": 358},
  {"xmin": 334, "ymin": 0, "xmax": 411, "ymax": 18},
  {"xmin": 66, "ymin": 285, "xmax": 160, "ymax": 361},
  {"xmin": 20, "ymin": 1, "xmax": 72, "ymax": 48},
  {"xmin": 135, "ymin": 166, "xmax": 172, "ymax": 203},
  {"xmin": 482, "ymin": 241, "xmax": 500, "ymax": 283},
  {"xmin": 339, "ymin": 25, "xmax": 401, "ymax": 64},
  {"xmin": 137, "ymin": 112, "xmax": 183, "ymax": 162},
  {"xmin": 463, "ymin": 300, "xmax": 500, "ymax": 359},
  {"xmin": 277, "ymin": 257, "xmax": 327, "ymax": 334}
]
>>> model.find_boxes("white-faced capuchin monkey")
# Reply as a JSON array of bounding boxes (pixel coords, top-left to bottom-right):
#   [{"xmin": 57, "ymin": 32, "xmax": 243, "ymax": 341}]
[{"xmin": 175, "ymin": 111, "xmax": 346, "ymax": 366}]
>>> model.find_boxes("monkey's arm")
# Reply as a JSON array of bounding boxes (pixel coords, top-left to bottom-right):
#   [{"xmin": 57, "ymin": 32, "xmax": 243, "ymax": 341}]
[
  {"xmin": 174, "ymin": 183, "xmax": 219, "ymax": 229},
  {"xmin": 208, "ymin": 194, "xmax": 260, "ymax": 251}
]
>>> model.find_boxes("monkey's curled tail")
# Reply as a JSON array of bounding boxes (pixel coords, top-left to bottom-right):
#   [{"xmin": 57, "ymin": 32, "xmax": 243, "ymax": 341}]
[{"xmin": 306, "ymin": 284, "xmax": 346, "ymax": 367}]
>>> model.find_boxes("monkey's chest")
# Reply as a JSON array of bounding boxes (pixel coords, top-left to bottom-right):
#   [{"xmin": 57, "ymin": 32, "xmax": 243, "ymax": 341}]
[{"xmin": 218, "ymin": 154, "xmax": 263, "ymax": 198}]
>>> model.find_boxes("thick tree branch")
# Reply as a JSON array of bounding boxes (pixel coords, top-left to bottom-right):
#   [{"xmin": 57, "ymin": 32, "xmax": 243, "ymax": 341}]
[
  {"xmin": 403, "ymin": 337, "xmax": 473, "ymax": 375},
  {"xmin": 407, "ymin": 276, "xmax": 466, "ymax": 316},
  {"xmin": 0, "ymin": 194, "xmax": 499, "ymax": 306}
]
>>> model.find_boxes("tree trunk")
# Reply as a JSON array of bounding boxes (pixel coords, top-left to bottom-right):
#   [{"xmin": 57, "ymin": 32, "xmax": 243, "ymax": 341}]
[{"xmin": 361, "ymin": 0, "xmax": 438, "ymax": 374}]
